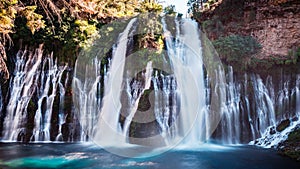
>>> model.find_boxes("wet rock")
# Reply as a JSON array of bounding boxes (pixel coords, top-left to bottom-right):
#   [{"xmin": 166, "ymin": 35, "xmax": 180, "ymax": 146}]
[
  {"xmin": 276, "ymin": 119, "xmax": 291, "ymax": 132},
  {"xmin": 62, "ymin": 123, "xmax": 72, "ymax": 141},
  {"xmin": 270, "ymin": 126, "xmax": 276, "ymax": 135},
  {"xmin": 278, "ymin": 125, "xmax": 300, "ymax": 161},
  {"xmin": 292, "ymin": 116, "xmax": 298, "ymax": 122}
]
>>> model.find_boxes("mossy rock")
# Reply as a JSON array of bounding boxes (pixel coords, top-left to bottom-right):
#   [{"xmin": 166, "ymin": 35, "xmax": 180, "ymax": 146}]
[
  {"xmin": 287, "ymin": 128, "xmax": 300, "ymax": 142},
  {"xmin": 278, "ymin": 127, "xmax": 300, "ymax": 161},
  {"xmin": 282, "ymin": 150, "xmax": 300, "ymax": 161},
  {"xmin": 276, "ymin": 119, "xmax": 290, "ymax": 132}
]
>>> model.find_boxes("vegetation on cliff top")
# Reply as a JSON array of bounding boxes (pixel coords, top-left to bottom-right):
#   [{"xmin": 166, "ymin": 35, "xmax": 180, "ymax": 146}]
[{"xmin": 0, "ymin": 0, "xmax": 163, "ymax": 79}]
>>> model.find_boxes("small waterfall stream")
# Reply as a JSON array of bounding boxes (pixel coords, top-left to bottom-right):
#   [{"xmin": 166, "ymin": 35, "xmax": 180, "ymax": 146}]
[
  {"xmin": 296, "ymin": 75, "xmax": 300, "ymax": 114},
  {"xmin": 32, "ymin": 56, "xmax": 67, "ymax": 141},
  {"xmin": 1, "ymin": 48, "xmax": 68, "ymax": 142},
  {"xmin": 73, "ymin": 57, "xmax": 103, "ymax": 142},
  {"xmin": 3, "ymin": 49, "xmax": 43, "ymax": 141}
]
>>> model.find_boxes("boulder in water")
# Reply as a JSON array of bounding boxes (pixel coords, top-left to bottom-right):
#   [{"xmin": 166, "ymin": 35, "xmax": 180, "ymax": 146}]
[{"xmin": 276, "ymin": 119, "xmax": 291, "ymax": 132}]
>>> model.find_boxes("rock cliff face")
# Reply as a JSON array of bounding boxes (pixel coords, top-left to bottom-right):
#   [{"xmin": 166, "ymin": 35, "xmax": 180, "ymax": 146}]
[
  {"xmin": 198, "ymin": 0, "xmax": 300, "ymax": 60},
  {"xmin": 244, "ymin": 0, "xmax": 300, "ymax": 58}
]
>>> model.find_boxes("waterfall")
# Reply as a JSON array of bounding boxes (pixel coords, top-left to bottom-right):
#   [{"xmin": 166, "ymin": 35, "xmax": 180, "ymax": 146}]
[
  {"xmin": 1, "ymin": 15, "xmax": 300, "ymax": 149},
  {"xmin": 93, "ymin": 18, "xmax": 137, "ymax": 145},
  {"xmin": 251, "ymin": 74, "xmax": 276, "ymax": 135},
  {"xmin": 2, "ymin": 48, "xmax": 67, "ymax": 142},
  {"xmin": 3, "ymin": 49, "xmax": 43, "ymax": 141},
  {"xmin": 73, "ymin": 57, "xmax": 103, "ymax": 141},
  {"xmin": 219, "ymin": 67, "xmax": 241, "ymax": 144},
  {"xmin": 244, "ymin": 74, "xmax": 256, "ymax": 140},
  {"xmin": 152, "ymin": 71, "xmax": 178, "ymax": 144},
  {"xmin": 32, "ymin": 56, "xmax": 67, "ymax": 141},
  {"xmin": 214, "ymin": 67, "xmax": 300, "ymax": 144},
  {"xmin": 56, "ymin": 72, "xmax": 69, "ymax": 141},
  {"xmin": 74, "ymin": 16, "xmax": 224, "ymax": 148},
  {"xmin": 296, "ymin": 75, "xmax": 300, "ymax": 114},
  {"xmin": 122, "ymin": 62, "xmax": 153, "ymax": 139},
  {"xmin": 162, "ymin": 18, "xmax": 214, "ymax": 146}
]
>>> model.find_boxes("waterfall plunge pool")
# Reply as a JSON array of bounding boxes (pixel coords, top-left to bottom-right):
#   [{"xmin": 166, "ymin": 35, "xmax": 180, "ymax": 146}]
[{"xmin": 0, "ymin": 143, "xmax": 299, "ymax": 169}]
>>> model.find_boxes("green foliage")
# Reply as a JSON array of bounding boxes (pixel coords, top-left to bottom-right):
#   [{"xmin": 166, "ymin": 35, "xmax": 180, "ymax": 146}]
[
  {"xmin": 287, "ymin": 47, "xmax": 300, "ymax": 64},
  {"xmin": 202, "ymin": 16, "xmax": 224, "ymax": 39},
  {"xmin": 69, "ymin": 0, "xmax": 162, "ymax": 19},
  {"xmin": 135, "ymin": 13, "xmax": 163, "ymax": 50},
  {"xmin": 74, "ymin": 19, "xmax": 98, "ymax": 48},
  {"xmin": 249, "ymin": 58, "xmax": 274, "ymax": 70},
  {"xmin": 164, "ymin": 5, "xmax": 176, "ymax": 15},
  {"xmin": 0, "ymin": 0, "xmax": 18, "ymax": 41},
  {"xmin": 124, "ymin": 13, "xmax": 166, "ymax": 71},
  {"xmin": 138, "ymin": 0, "xmax": 163, "ymax": 13},
  {"xmin": 213, "ymin": 35, "xmax": 262, "ymax": 62},
  {"xmin": 202, "ymin": 0, "xmax": 218, "ymax": 10},
  {"xmin": 19, "ymin": 6, "xmax": 45, "ymax": 34},
  {"xmin": 0, "ymin": 0, "xmax": 163, "ymax": 65},
  {"xmin": 0, "ymin": 1, "xmax": 45, "ymax": 41}
]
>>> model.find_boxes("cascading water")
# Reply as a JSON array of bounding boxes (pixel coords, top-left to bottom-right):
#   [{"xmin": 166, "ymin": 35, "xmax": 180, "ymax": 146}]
[
  {"xmin": 73, "ymin": 57, "xmax": 103, "ymax": 142},
  {"xmin": 162, "ymin": 19, "xmax": 209, "ymax": 145},
  {"xmin": 251, "ymin": 72, "xmax": 300, "ymax": 147},
  {"xmin": 251, "ymin": 74, "xmax": 276, "ymax": 135},
  {"xmin": 122, "ymin": 62, "xmax": 153, "ymax": 140},
  {"xmin": 249, "ymin": 73, "xmax": 300, "ymax": 148},
  {"xmin": 3, "ymin": 49, "xmax": 43, "ymax": 141},
  {"xmin": 296, "ymin": 75, "xmax": 300, "ymax": 114},
  {"xmin": 32, "ymin": 56, "xmax": 67, "ymax": 141},
  {"xmin": 93, "ymin": 18, "xmax": 137, "ymax": 145},
  {"xmin": 244, "ymin": 74, "xmax": 256, "ymax": 141},
  {"xmin": 73, "ymin": 16, "xmax": 225, "ymax": 149},
  {"xmin": 75, "ymin": 18, "xmax": 137, "ymax": 146},
  {"xmin": 152, "ymin": 72, "xmax": 178, "ymax": 144},
  {"xmin": 213, "ymin": 66, "xmax": 300, "ymax": 145},
  {"xmin": 219, "ymin": 66, "xmax": 241, "ymax": 144},
  {"xmin": 73, "ymin": 16, "xmax": 300, "ymax": 149},
  {"xmin": 2, "ymin": 48, "xmax": 67, "ymax": 142},
  {"xmin": 56, "ymin": 72, "xmax": 69, "ymax": 141}
]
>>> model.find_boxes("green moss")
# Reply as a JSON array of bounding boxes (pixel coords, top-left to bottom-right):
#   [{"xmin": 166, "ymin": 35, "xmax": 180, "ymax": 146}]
[
  {"xmin": 283, "ymin": 150, "xmax": 300, "ymax": 160},
  {"xmin": 287, "ymin": 128, "xmax": 300, "ymax": 142},
  {"xmin": 278, "ymin": 127, "xmax": 300, "ymax": 160}
]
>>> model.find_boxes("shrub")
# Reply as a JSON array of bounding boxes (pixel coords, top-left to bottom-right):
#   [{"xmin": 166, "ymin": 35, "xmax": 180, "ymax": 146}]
[{"xmin": 213, "ymin": 34, "xmax": 262, "ymax": 62}]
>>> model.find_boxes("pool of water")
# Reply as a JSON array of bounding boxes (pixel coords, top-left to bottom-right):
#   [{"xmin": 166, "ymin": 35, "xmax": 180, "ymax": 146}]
[{"xmin": 0, "ymin": 143, "xmax": 299, "ymax": 169}]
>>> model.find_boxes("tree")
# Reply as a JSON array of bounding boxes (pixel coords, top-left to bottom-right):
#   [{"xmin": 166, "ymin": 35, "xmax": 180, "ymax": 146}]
[
  {"xmin": 187, "ymin": 0, "xmax": 206, "ymax": 14},
  {"xmin": 0, "ymin": 0, "xmax": 164, "ymax": 79},
  {"xmin": 164, "ymin": 5, "xmax": 176, "ymax": 15}
]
